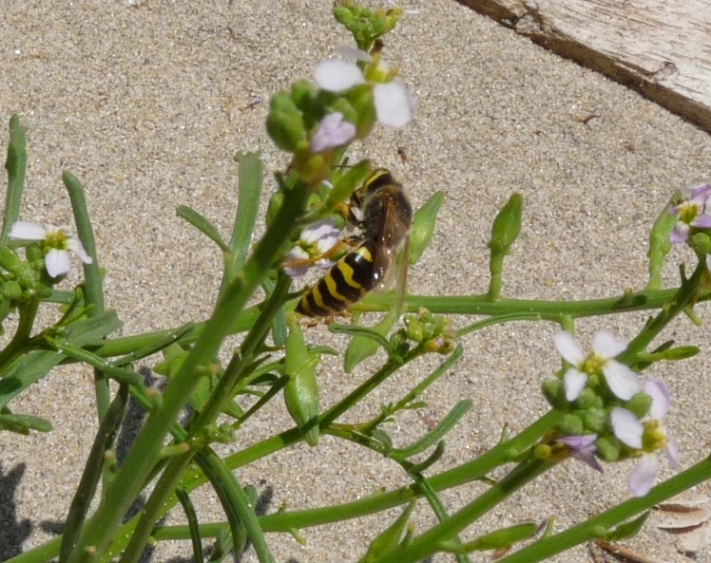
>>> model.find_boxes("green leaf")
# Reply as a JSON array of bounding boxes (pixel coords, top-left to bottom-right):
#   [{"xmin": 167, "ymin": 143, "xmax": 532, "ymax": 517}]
[
  {"xmin": 409, "ymin": 191, "xmax": 444, "ymax": 264},
  {"xmin": 2, "ymin": 115, "xmax": 27, "ymax": 245},
  {"xmin": 230, "ymin": 152, "xmax": 264, "ymax": 269},
  {"xmin": 456, "ymin": 522, "xmax": 539, "ymax": 552},
  {"xmin": 0, "ymin": 412, "xmax": 52, "ymax": 434},
  {"xmin": 177, "ymin": 205, "xmax": 229, "ymax": 251},
  {"xmin": 395, "ymin": 400, "xmax": 472, "ymax": 459},
  {"xmin": 63, "ymin": 309, "xmax": 123, "ymax": 346},
  {"xmin": 0, "ymin": 350, "xmax": 65, "ymax": 410},
  {"xmin": 646, "ymin": 191, "xmax": 677, "ymax": 290},
  {"xmin": 606, "ymin": 511, "xmax": 650, "ymax": 541},
  {"xmin": 360, "ymin": 502, "xmax": 415, "ymax": 562}
]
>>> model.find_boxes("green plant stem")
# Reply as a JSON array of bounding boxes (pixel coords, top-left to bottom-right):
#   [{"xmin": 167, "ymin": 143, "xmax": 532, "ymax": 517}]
[
  {"xmin": 621, "ymin": 260, "xmax": 705, "ymax": 360},
  {"xmin": 370, "ymin": 457, "xmax": 552, "ymax": 563},
  {"xmin": 0, "ymin": 299, "xmax": 39, "ymax": 368},
  {"xmin": 255, "ymin": 411, "xmax": 562, "ymax": 533},
  {"xmin": 359, "ymin": 285, "xmax": 710, "ymax": 319},
  {"xmin": 118, "ymin": 273, "xmax": 291, "ymax": 562},
  {"xmin": 68, "ymin": 172, "xmax": 310, "ymax": 561}
]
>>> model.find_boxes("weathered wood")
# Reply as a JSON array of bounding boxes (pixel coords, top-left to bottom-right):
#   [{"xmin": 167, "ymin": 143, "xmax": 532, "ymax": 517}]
[{"xmin": 458, "ymin": 0, "xmax": 711, "ymax": 134}]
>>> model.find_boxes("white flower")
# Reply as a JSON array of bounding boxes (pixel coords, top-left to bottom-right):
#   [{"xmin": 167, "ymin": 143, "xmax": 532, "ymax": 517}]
[
  {"xmin": 553, "ymin": 330, "xmax": 641, "ymax": 402},
  {"xmin": 314, "ymin": 48, "xmax": 413, "ymax": 128},
  {"xmin": 611, "ymin": 378, "xmax": 679, "ymax": 497},
  {"xmin": 283, "ymin": 219, "xmax": 340, "ymax": 280},
  {"xmin": 9, "ymin": 221, "xmax": 92, "ymax": 278},
  {"xmin": 668, "ymin": 183, "xmax": 711, "ymax": 244}
]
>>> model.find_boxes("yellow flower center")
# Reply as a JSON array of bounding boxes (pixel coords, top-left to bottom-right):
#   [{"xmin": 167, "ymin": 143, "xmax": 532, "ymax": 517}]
[
  {"xmin": 678, "ymin": 201, "xmax": 701, "ymax": 225},
  {"xmin": 45, "ymin": 228, "xmax": 68, "ymax": 250},
  {"xmin": 642, "ymin": 420, "xmax": 668, "ymax": 453}
]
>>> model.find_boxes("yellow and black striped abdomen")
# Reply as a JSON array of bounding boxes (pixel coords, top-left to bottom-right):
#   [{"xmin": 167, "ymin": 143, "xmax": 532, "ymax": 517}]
[{"xmin": 296, "ymin": 240, "xmax": 378, "ymax": 317}]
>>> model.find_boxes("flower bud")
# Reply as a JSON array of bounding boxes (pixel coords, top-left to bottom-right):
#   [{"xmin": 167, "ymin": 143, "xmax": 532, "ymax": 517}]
[
  {"xmin": 541, "ymin": 379, "xmax": 566, "ymax": 409},
  {"xmin": 625, "ymin": 391, "xmax": 653, "ymax": 419},
  {"xmin": 0, "ymin": 246, "xmax": 20, "ymax": 271},
  {"xmin": 576, "ymin": 387, "xmax": 597, "ymax": 409},
  {"xmin": 291, "ymin": 79, "xmax": 318, "ymax": 114},
  {"xmin": 582, "ymin": 408, "xmax": 607, "ymax": 433},
  {"xmin": 404, "ymin": 316, "xmax": 424, "ymax": 342},
  {"xmin": 2, "ymin": 280, "xmax": 22, "ymax": 300},
  {"xmin": 691, "ymin": 232, "xmax": 711, "ymax": 255},
  {"xmin": 488, "ymin": 193, "xmax": 523, "ymax": 254},
  {"xmin": 328, "ymin": 97, "xmax": 359, "ymax": 126},
  {"xmin": 595, "ymin": 435, "xmax": 621, "ymax": 462},
  {"xmin": 558, "ymin": 414, "xmax": 584, "ymax": 436},
  {"xmin": 26, "ymin": 244, "xmax": 43, "ymax": 263},
  {"xmin": 333, "ymin": 6, "xmax": 353, "ymax": 27},
  {"xmin": 534, "ymin": 444, "xmax": 552, "ymax": 460},
  {"xmin": 267, "ymin": 93, "xmax": 306, "ymax": 152}
]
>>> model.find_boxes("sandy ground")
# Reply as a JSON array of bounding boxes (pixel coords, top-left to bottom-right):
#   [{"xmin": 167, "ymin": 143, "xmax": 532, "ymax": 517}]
[{"xmin": 1, "ymin": 1, "xmax": 711, "ymax": 562}]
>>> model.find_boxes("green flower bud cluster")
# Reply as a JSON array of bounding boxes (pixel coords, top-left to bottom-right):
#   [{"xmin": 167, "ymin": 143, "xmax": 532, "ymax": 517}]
[
  {"xmin": 402, "ymin": 309, "xmax": 456, "ymax": 354},
  {"xmin": 0, "ymin": 244, "xmax": 49, "ymax": 303},
  {"xmin": 333, "ymin": 2, "xmax": 403, "ymax": 53},
  {"xmin": 541, "ymin": 378, "xmax": 653, "ymax": 464}
]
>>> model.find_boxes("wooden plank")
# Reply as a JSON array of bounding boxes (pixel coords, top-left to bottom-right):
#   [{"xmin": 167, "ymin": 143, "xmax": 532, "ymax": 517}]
[{"xmin": 458, "ymin": 0, "xmax": 711, "ymax": 134}]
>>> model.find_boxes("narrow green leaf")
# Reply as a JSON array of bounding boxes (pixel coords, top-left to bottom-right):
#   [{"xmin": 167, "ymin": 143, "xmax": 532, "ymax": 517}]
[
  {"xmin": 396, "ymin": 400, "xmax": 472, "ymax": 459},
  {"xmin": 177, "ymin": 205, "xmax": 229, "ymax": 251},
  {"xmin": 361, "ymin": 502, "xmax": 416, "ymax": 562},
  {"xmin": 647, "ymin": 191, "xmax": 677, "ymax": 290},
  {"xmin": 63, "ymin": 171, "xmax": 104, "ymax": 313},
  {"xmin": 63, "ymin": 309, "xmax": 123, "ymax": 346},
  {"xmin": 409, "ymin": 190, "xmax": 444, "ymax": 264},
  {"xmin": 0, "ymin": 412, "xmax": 53, "ymax": 434},
  {"xmin": 605, "ymin": 511, "xmax": 650, "ymax": 541},
  {"xmin": 2, "ymin": 115, "xmax": 27, "ymax": 245},
  {"xmin": 0, "ymin": 350, "xmax": 65, "ymax": 409},
  {"xmin": 457, "ymin": 522, "xmax": 539, "ymax": 552},
  {"xmin": 229, "ymin": 152, "xmax": 263, "ymax": 270},
  {"xmin": 176, "ymin": 488, "xmax": 205, "ymax": 563}
]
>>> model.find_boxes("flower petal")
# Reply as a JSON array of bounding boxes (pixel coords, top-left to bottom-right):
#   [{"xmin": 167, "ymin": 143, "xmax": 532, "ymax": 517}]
[
  {"xmin": 611, "ymin": 407, "xmax": 643, "ymax": 449},
  {"xmin": 688, "ymin": 183, "xmax": 711, "ymax": 203},
  {"xmin": 592, "ymin": 330, "xmax": 627, "ymax": 360},
  {"xmin": 373, "ymin": 81, "xmax": 413, "ymax": 128},
  {"xmin": 693, "ymin": 214, "xmax": 711, "ymax": 228},
  {"xmin": 629, "ymin": 453, "xmax": 659, "ymax": 497},
  {"xmin": 670, "ymin": 223, "xmax": 689, "ymax": 244},
  {"xmin": 283, "ymin": 247, "xmax": 310, "ymax": 280},
  {"xmin": 335, "ymin": 44, "xmax": 371, "ymax": 62},
  {"xmin": 9, "ymin": 221, "xmax": 48, "ymax": 241},
  {"xmin": 553, "ymin": 331, "xmax": 585, "ymax": 365},
  {"xmin": 309, "ymin": 112, "xmax": 356, "ymax": 153},
  {"xmin": 563, "ymin": 368, "xmax": 587, "ymax": 401},
  {"xmin": 602, "ymin": 361, "xmax": 641, "ymax": 400},
  {"xmin": 315, "ymin": 60, "xmax": 364, "ymax": 92},
  {"xmin": 645, "ymin": 377, "xmax": 671, "ymax": 419},
  {"xmin": 560, "ymin": 434, "xmax": 603, "ymax": 473},
  {"xmin": 68, "ymin": 237, "xmax": 93, "ymax": 265},
  {"xmin": 666, "ymin": 434, "xmax": 680, "ymax": 469},
  {"xmin": 45, "ymin": 249, "xmax": 72, "ymax": 278}
]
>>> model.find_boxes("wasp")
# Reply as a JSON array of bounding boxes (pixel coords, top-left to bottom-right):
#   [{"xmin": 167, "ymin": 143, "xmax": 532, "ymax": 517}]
[{"xmin": 295, "ymin": 168, "xmax": 412, "ymax": 318}]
